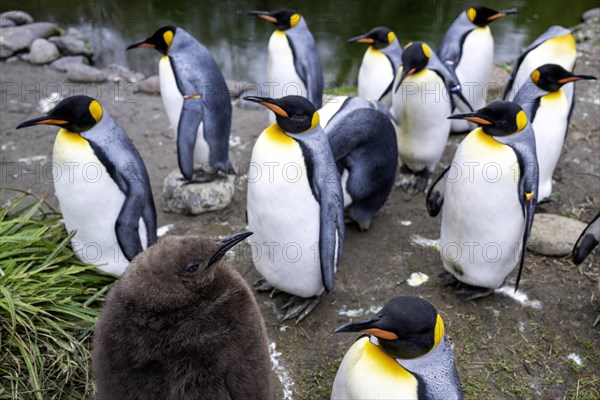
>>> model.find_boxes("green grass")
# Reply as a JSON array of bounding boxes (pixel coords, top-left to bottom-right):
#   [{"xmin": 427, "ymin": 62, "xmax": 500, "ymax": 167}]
[
  {"xmin": 0, "ymin": 189, "xmax": 115, "ymax": 399},
  {"xmin": 323, "ymin": 85, "xmax": 358, "ymax": 97}
]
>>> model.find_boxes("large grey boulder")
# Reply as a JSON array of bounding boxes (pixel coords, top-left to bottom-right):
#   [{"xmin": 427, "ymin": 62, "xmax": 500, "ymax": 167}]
[
  {"xmin": 49, "ymin": 32, "xmax": 94, "ymax": 57},
  {"xmin": 162, "ymin": 170, "xmax": 235, "ymax": 215},
  {"xmin": 66, "ymin": 64, "xmax": 107, "ymax": 83},
  {"xmin": 582, "ymin": 8, "xmax": 600, "ymax": 21},
  {"xmin": 528, "ymin": 213, "xmax": 588, "ymax": 256},
  {"xmin": 0, "ymin": 11, "xmax": 34, "ymax": 26},
  {"xmin": 0, "ymin": 22, "xmax": 59, "ymax": 58},
  {"xmin": 28, "ymin": 38, "xmax": 60, "ymax": 64},
  {"xmin": 50, "ymin": 55, "xmax": 89, "ymax": 72}
]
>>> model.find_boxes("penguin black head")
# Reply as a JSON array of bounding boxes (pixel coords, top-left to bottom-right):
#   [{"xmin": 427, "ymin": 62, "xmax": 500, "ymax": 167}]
[
  {"xmin": 244, "ymin": 95, "xmax": 319, "ymax": 133},
  {"xmin": 127, "ymin": 26, "xmax": 176, "ymax": 55},
  {"xmin": 16, "ymin": 95, "xmax": 103, "ymax": 133},
  {"xmin": 466, "ymin": 6, "xmax": 517, "ymax": 27},
  {"xmin": 531, "ymin": 64, "xmax": 597, "ymax": 92},
  {"xmin": 248, "ymin": 9, "xmax": 301, "ymax": 31},
  {"xmin": 348, "ymin": 27, "xmax": 396, "ymax": 50},
  {"xmin": 449, "ymin": 101, "xmax": 527, "ymax": 136},
  {"xmin": 120, "ymin": 232, "xmax": 253, "ymax": 310},
  {"xmin": 335, "ymin": 296, "xmax": 444, "ymax": 359},
  {"xmin": 394, "ymin": 41, "xmax": 431, "ymax": 92}
]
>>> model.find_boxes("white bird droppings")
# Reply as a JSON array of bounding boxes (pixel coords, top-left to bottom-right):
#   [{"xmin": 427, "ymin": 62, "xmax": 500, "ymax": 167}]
[
  {"xmin": 269, "ymin": 342, "xmax": 295, "ymax": 400},
  {"xmin": 156, "ymin": 224, "xmax": 174, "ymax": 237},
  {"xmin": 494, "ymin": 286, "xmax": 543, "ymax": 309},
  {"xmin": 410, "ymin": 234, "xmax": 440, "ymax": 251},
  {"xmin": 567, "ymin": 353, "xmax": 583, "ymax": 366},
  {"xmin": 406, "ymin": 272, "xmax": 429, "ymax": 287}
]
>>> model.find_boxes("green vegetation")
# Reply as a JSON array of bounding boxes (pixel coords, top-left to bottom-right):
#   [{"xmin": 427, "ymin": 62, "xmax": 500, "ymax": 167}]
[{"xmin": 0, "ymin": 190, "xmax": 115, "ymax": 399}]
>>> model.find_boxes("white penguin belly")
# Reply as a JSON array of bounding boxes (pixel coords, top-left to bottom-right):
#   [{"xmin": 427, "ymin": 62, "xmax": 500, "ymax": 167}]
[
  {"xmin": 159, "ymin": 56, "xmax": 210, "ymax": 166},
  {"xmin": 505, "ymin": 34, "xmax": 576, "ymax": 101},
  {"xmin": 440, "ymin": 128, "xmax": 524, "ymax": 288},
  {"xmin": 53, "ymin": 130, "xmax": 147, "ymax": 276},
  {"xmin": 318, "ymin": 96, "xmax": 348, "ymax": 128},
  {"xmin": 358, "ymin": 47, "xmax": 394, "ymax": 107},
  {"xmin": 267, "ymin": 30, "xmax": 307, "ymax": 124},
  {"xmin": 331, "ymin": 337, "xmax": 418, "ymax": 400},
  {"xmin": 532, "ymin": 90, "xmax": 569, "ymax": 201},
  {"xmin": 247, "ymin": 126, "xmax": 322, "ymax": 297},
  {"xmin": 452, "ymin": 27, "xmax": 493, "ymax": 132},
  {"xmin": 340, "ymin": 169, "xmax": 352, "ymax": 207},
  {"xmin": 392, "ymin": 69, "xmax": 451, "ymax": 171}
]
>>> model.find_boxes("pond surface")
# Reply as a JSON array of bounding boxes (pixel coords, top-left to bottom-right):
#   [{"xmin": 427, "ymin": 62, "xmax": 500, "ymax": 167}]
[{"xmin": 2, "ymin": 0, "xmax": 596, "ymax": 85}]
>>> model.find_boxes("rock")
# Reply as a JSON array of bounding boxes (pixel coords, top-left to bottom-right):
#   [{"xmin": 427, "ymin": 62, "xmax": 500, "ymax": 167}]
[
  {"xmin": 138, "ymin": 75, "xmax": 160, "ymax": 94},
  {"xmin": 528, "ymin": 213, "xmax": 588, "ymax": 256},
  {"xmin": 17, "ymin": 52, "xmax": 30, "ymax": 62},
  {"xmin": 49, "ymin": 55, "xmax": 88, "ymax": 72},
  {"xmin": 1, "ymin": 19, "xmax": 16, "ymax": 28},
  {"xmin": 49, "ymin": 34, "xmax": 94, "ymax": 57},
  {"xmin": 162, "ymin": 170, "xmax": 235, "ymax": 215},
  {"xmin": 66, "ymin": 64, "xmax": 107, "ymax": 83},
  {"xmin": 28, "ymin": 38, "xmax": 60, "ymax": 64},
  {"xmin": 104, "ymin": 64, "xmax": 144, "ymax": 83},
  {"xmin": 0, "ymin": 22, "xmax": 59, "ymax": 58},
  {"xmin": 582, "ymin": 8, "xmax": 600, "ymax": 21},
  {"xmin": 0, "ymin": 10, "xmax": 34, "ymax": 26}
]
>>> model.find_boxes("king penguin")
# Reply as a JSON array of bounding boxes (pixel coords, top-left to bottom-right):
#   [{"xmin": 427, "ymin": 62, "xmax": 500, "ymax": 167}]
[
  {"xmin": 331, "ymin": 296, "xmax": 463, "ymax": 400},
  {"xmin": 391, "ymin": 41, "xmax": 472, "ymax": 193},
  {"xmin": 348, "ymin": 27, "xmax": 403, "ymax": 107},
  {"xmin": 127, "ymin": 26, "xmax": 233, "ymax": 181},
  {"xmin": 513, "ymin": 64, "xmax": 596, "ymax": 201},
  {"xmin": 503, "ymin": 26, "xmax": 576, "ymax": 102},
  {"xmin": 16, "ymin": 96, "xmax": 157, "ymax": 276},
  {"xmin": 319, "ymin": 96, "xmax": 397, "ymax": 231},
  {"xmin": 572, "ymin": 212, "xmax": 600, "ymax": 265},
  {"xmin": 249, "ymin": 9, "xmax": 324, "ymax": 123},
  {"xmin": 439, "ymin": 6, "xmax": 516, "ymax": 133},
  {"xmin": 427, "ymin": 101, "xmax": 538, "ymax": 294},
  {"xmin": 244, "ymin": 95, "xmax": 344, "ymax": 323},
  {"xmin": 92, "ymin": 232, "xmax": 273, "ymax": 400}
]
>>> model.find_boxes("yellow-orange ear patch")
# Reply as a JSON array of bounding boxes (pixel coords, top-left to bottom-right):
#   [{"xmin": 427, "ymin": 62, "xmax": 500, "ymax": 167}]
[
  {"xmin": 290, "ymin": 13, "xmax": 301, "ymax": 27},
  {"xmin": 434, "ymin": 314, "xmax": 444, "ymax": 348},
  {"xmin": 387, "ymin": 31, "xmax": 396, "ymax": 44},
  {"xmin": 531, "ymin": 69, "xmax": 540, "ymax": 84},
  {"xmin": 516, "ymin": 110, "xmax": 528, "ymax": 131},
  {"xmin": 422, "ymin": 43, "xmax": 431, "ymax": 58},
  {"xmin": 310, "ymin": 111, "xmax": 320, "ymax": 130},
  {"xmin": 163, "ymin": 30, "xmax": 174, "ymax": 49},
  {"xmin": 467, "ymin": 7, "xmax": 477, "ymax": 22},
  {"xmin": 89, "ymin": 100, "xmax": 103, "ymax": 123}
]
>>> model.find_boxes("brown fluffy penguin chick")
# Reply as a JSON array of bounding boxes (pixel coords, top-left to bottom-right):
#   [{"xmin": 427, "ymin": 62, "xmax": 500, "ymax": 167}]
[{"xmin": 92, "ymin": 232, "xmax": 273, "ymax": 400}]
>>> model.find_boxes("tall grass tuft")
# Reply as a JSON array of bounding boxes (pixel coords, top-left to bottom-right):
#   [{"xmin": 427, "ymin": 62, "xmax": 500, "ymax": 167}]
[{"xmin": 0, "ymin": 190, "xmax": 115, "ymax": 399}]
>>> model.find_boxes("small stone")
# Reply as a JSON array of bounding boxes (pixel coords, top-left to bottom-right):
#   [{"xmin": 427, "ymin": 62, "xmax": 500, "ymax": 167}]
[
  {"xmin": 17, "ymin": 52, "xmax": 30, "ymax": 62},
  {"xmin": 162, "ymin": 170, "xmax": 235, "ymax": 215},
  {"xmin": 49, "ymin": 34, "xmax": 94, "ymax": 57},
  {"xmin": 28, "ymin": 38, "xmax": 60, "ymax": 64},
  {"xmin": 66, "ymin": 64, "xmax": 107, "ymax": 83},
  {"xmin": 528, "ymin": 213, "xmax": 588, "ymax": 256},
  {"xmin": 0, "ymin": 10, "xmax": 34, "ymax": 26},
  {"xmin": 582, "ymin": 8, "xmax": 600, "ymax": 21},
  {"xmin": 0, "ymin": 22, "xmax": 59, "ymax": 58},
  {"xmin": 104, "ymin": 64, "xmax": 144, "ymax": 83},
  {"xmin": 49, "ymin": 55, "xmax": 88, "ymax": 72},
  {"xmin": 139, "ymin": 75, "xmax": 160, "ymax": 94},
  {"xmin": 1, "ymin": 19, "xmax": 16, "ymax": 28}
]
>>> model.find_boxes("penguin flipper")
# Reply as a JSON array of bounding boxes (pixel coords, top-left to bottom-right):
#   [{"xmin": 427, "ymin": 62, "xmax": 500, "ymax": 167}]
[
  {"xmin": 426, "ymin": 166, "xmax": 450, "ymax": 217},
  {"xmin": 177, "ymin": 98, "xmax": 203, "ymax": 181},
  {"xmin": 515, "ymin": 194, "xmax": 536, "ymax": 291},
  {"xmin": 319, "ymin": 182, "xmax": 345, "ymax": 293},
  {"xmin": 115, "ymin": 189, "xmax": 146, "ymax": 262},
  {"xmin": 572, "ymin": 212, "xmax": 600, "ymax": 265}
]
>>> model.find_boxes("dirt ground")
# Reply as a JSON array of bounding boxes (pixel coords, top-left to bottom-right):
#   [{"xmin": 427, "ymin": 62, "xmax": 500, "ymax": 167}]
[{"xmin": 1, "ymin": 35, "xmax": 599, "ymax": 399}]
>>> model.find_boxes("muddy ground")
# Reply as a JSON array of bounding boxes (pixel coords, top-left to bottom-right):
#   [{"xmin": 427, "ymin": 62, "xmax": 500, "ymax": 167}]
[{"xmin": 1, "ymin": 34, "xmax": 599, "ymax": 399}]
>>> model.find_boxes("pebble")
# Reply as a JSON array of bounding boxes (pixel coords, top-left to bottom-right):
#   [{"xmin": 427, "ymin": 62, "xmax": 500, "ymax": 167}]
[
  {"xmin": 0, "ymin": 22, "xmax": 59, "ymax": 58},
  {"xmin": 138, "ymin": 75, "xmax": 160, "ymax": 94},
  {"xmin": 0, "ymin": 10, "xmax": 34, "ymax": 26},
  {"xmin": 49, "ymin": 55, "xmax": 88, "ymax": 72},
  {"xmin": 49, "ymin": 34, "xmax": 94, "ymax": 57},
  {"xmin": 162, "ymin": 170, "xmax": 235, "ymax": 215},
  {"xmin": 528, "ymin": 213, "xmax": 588, "ymax": 256}
]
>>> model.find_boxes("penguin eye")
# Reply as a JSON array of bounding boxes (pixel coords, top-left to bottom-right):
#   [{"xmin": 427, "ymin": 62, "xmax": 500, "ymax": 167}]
[{"xmin": 184, "ymin": 262, "xmax": 200, "ymax": 275}]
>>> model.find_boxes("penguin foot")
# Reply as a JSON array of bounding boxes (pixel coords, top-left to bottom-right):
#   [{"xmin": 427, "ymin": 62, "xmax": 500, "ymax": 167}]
[
  {"xmin": 279, "ymin": 296, "xmax": 320, "ymax": 324},
  {"xmin": 455, "ymin": 284, "xmax": 494, "ymax": 300},
  {"xmin": 395, "ymin": 167, "xmax": 430, "ymax": 194},
  {"xmin": 254, "ymin": 278, "xmax": 275, "ymax": 293},
  {"xmin": 439, "ymin": 271, "xmax": 459, "ymax": 286},
  {"xmin": 181, "ymin": 169, "xmax": 219, "ymax": 184}
]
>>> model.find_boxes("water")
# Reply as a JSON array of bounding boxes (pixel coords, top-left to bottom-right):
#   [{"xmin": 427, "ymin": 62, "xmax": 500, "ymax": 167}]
[{"xmin": 2, "ymin": 0, "xmax": 596, "ymax": 85}]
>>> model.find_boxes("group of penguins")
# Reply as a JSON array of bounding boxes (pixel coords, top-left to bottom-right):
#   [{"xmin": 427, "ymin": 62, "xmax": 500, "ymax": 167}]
[{"xmin": 15, "ymin": 4, "xmax": 600, "ymax": 400}]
